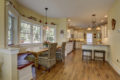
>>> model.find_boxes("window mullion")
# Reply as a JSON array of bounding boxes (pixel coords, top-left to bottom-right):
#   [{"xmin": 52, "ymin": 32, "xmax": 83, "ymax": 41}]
[
  {"xmin": 11, "ymin": 17, "xmax": 14, "ymax": 44},
  {"xmin": 31, "ymin": 24, "xmax": 33, "ymax": 43},
  {"xmin": 39, "ymin": 26, "xmax": 42, "ymax": 43}
]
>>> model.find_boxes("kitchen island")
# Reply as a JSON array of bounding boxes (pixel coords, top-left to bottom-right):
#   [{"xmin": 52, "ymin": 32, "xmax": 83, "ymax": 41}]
[
  {"xmin": 82, "ymin": 44, "xmax": 110, "ymax": 61},
  {"xmin": 65, "ymin": 42, "xmax": 74, "ymax": 56}
]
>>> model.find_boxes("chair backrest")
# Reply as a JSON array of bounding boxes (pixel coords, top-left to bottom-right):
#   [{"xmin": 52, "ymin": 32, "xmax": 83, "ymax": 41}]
[
  {"xmin": 61, "ymin": 42, "xmax": 66, "ymax": 61},
  {"xmin": 48, "ymin": 43, "xmax": 57, "ymax": 59}
]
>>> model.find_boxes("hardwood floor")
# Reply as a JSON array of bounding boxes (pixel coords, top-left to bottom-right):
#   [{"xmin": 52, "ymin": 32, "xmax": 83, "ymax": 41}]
[{"xmin": 35, "ymin": 49, "xmax": 120, "ymax": 80}]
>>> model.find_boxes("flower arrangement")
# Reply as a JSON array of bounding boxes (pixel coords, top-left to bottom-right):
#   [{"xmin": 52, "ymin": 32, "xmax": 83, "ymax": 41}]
[{"xmin": 43, "ymin": 41, "xmax": 49, "ymax": 48}]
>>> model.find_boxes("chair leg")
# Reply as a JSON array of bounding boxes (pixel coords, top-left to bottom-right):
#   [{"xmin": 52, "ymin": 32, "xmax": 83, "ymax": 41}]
[
  {"xmin": 93, "ymin": 51, "xmax": 95, "ymax": 61},
  {"xmin": 38, "ymin": 65, "xmax": 41, "ymax": 69},
  {"xmin": 91, "ymin": 52, "xmax": 92, "ymax": 60},
  {"xmin": 45, "ymin": 68, "xmax": 50, "ymax": 72},
  {"xmin": 103, "ymin": 53, "xmax": 105, "ymax": 61},
  {"xmin": 48, "ymin": 69, "xmax": 50, "ymax": 72}
]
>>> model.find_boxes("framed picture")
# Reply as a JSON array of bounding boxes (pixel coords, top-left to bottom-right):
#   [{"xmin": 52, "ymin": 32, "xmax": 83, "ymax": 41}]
[
  {"xmin": 60, "ymin": 30, "xmax": 64, "ymax": 34},
  {"xmin": 112, "ymin": 18, "xmax": 116, "ymax": 30}
]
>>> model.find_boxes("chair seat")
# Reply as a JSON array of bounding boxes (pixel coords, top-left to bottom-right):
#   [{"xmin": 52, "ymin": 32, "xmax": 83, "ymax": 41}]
[
  {"xmin": 25, "ymin": 54, "xmax": 35, "ymax": 62},
  {"xmin": 56, "ymin": 52, "xmax": 61, "ymax": 54},
  {"xmin": 82, "ymin": 49, "xmax": 92, "ymax": 52},
  {"xmin": 39, "ymin": 51, "xmax": 48, "ymax": 57},
  {"xmin": 94, "ymin": 50, "xmax": 105, "ymax": 53},
  {"xmin": 39, "ymin": 56, "xmax": 48, "ymax": 59},
  {"xmin": 39, "ymin": 57, "xmax": 56, "ymax": 61}
]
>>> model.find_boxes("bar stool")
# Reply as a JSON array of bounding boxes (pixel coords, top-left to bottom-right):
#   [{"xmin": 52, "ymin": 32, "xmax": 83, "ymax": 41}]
[
  {"xmin": 94, "ymin": 50, "xmax": 105, "ymax": 61},
  {"xmin": 82, "ymin": 49, "xmax": 92, "ymax": 60}
]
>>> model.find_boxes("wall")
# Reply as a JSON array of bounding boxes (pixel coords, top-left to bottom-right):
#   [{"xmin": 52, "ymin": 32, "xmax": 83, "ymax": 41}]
[
  {"xmin": 0, "ymin": 0, "xmax": 6, "ymax": 48},
  {"xmin": 102, "ymin": 0, "xmax": 120, "ymax": 74},
  {"xmin": 56, "ymin": 18, "xmax": 68, "ymax": 45}
]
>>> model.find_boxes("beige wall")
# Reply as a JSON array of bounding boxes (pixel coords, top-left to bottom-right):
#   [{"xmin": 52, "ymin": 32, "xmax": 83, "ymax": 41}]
[
  {"xmin": 0, "ymin": 0, "xmax": 6, "ymax": 48},
  {"xmin": 102, "ymin": 0, "xmax": 120, "ymax": 74},
  {"xmin": 56, "ymin": 19, "xmax": 68, "ymax": 45}
]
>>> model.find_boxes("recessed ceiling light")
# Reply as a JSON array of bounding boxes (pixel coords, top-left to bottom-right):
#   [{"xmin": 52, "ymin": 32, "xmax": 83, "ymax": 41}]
[
  {"xmin": 67, "ymin": 29, "xmax": 70, "ymax": 32},
  {"xmin": 101, "ymin": 20, "xmax": 104, "ymax": 22},
  {"xmin": 104, "ymin": 15, "xmax": 108, "ymax": 18},
  {"xmin": 87, "ymin": 27, "xmax": 92, "ymax": 31},
  {"xmin": 68, "ymin": 18, "xmax": 71, "ymax": 22},
  {"xmin": 96, "ymin": 27, "xmax": 101, "ymax": 30}
]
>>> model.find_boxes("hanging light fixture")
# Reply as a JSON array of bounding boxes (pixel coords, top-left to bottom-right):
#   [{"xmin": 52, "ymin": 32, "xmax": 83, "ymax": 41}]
[
  {"xmin": 44, "ymin": 8, "xmax": 49, "ymax": 30},
  {"xmin": 87, "ymin": 27, "xmax": 92, "ymax": 31},
  {"xmin": 91, "ymin": 14, "xmax": 97, "ymax": 28},
  {"xmin": 91, "ymin": 14, "xmax": 101, "ymax": 31}
]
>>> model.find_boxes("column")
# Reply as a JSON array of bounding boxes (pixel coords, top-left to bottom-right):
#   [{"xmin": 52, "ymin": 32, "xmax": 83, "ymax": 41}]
[{"xmin": 0, "ymin": 48, "xmax": 19, "ymax": 80}]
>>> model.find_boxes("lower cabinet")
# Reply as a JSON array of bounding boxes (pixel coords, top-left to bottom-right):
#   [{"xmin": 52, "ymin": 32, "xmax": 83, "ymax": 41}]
[
  {"xmin": 18, "ymin": 64, "xmax": 33, "ymax": 80},
  {"xmin": 65, "ymin": 42, "xmax": 74, "ymax": 56}
]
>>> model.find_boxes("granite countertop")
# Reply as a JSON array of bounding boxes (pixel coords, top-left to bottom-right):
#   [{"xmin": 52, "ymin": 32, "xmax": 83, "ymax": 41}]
[{"xmin": 82, "ymin": 43, "xmax": 110, "ymax": 46}]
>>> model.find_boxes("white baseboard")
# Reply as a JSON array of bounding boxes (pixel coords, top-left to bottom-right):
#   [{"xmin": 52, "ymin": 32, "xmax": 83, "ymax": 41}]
[{"xmin": 108, "ymin": 60, "xmax": 120, "ymax": 75}]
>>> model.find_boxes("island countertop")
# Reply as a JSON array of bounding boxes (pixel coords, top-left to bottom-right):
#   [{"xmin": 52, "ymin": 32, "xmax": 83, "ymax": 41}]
[
  {"xmin": 82, "ymin": 43, "xmax": 110, "ymax": 61},
  {"xmin": 82, "ymin": 43, "xmax": 110, "ymax": 46}
]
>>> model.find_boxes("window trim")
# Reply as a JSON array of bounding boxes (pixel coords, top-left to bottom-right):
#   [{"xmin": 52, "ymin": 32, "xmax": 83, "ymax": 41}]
[
  {"xmin": 19, "ymin": 20, "xmax": 43, "ymax": 44},
  {"xmin": 86, "ymin": 33, "xmax": 93, "ymax": 44},
  {"xmin": 32, "ymin": 24, "xmax": 43, "ymax": 43},
  {"xmin": 6, "ymin": 3, "xmax": 19, "ymax": 47},
  {"xmin": 8, "ymin": 14, "xmax": 15, "ymax": 45}
]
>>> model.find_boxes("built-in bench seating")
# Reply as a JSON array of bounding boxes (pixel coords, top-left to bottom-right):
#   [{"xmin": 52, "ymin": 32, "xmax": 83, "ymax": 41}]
[{"xmin": 18, "ymin": 53, "xmax": 34, "ymax": 80}]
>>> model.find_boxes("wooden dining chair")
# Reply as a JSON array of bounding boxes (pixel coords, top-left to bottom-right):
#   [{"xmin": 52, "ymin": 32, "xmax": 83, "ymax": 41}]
[
  {"xmin": 38, "ymin": 43, "xmax": 57, "ymax": 71},
  {"xmin": 56, "ymin": 42, "xmax": 66, "ymax": 62}
]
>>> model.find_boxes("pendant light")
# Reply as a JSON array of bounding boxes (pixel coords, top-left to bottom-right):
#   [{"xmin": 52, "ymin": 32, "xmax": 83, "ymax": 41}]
[
  {"xmin": 91, "ymin": 14, "xmax": 101, "ymax": 30},
  {"xmin": 44, "ymin": 8, "xmax": 49, "ymax": 30},
  {"xmin": 91, "ymin": 14, "xmax": 96, "ymax": 28}
]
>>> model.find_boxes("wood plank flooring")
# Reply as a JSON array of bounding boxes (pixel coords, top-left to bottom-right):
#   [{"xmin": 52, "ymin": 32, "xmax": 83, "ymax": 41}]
[{"xmin": 35, "ymin": 49, "xmax": 120, "ymax": 80}]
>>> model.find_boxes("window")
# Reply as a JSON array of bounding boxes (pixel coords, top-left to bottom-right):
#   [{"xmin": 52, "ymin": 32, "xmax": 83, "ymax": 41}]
[
  {"xmin": 20, "ymin": 22, "xmax": 31, "ymax": 44},
  {"xmin": 8, "ymin": 14, "xmax": 14, "ymax": 45},
  {"xmin": 33, "ymin": 25, "xmax": 42, "ymax": 43},
  {"xmin": 20, "ymin": 21, "xmax": 42, "ymax": 44},
  {"xmin": 46, "ymin": 27, "xmax": 56, "ymax": 42},
  {"xmin": 86, "ymin": 33, "xmax": 93, "ymax": 43}
]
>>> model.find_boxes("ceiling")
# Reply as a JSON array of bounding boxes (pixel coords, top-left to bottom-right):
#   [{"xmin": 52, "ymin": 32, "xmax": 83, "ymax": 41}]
[{"xmin": 17, "ymin": 0, "xmax": 115, "ymax": 27}]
